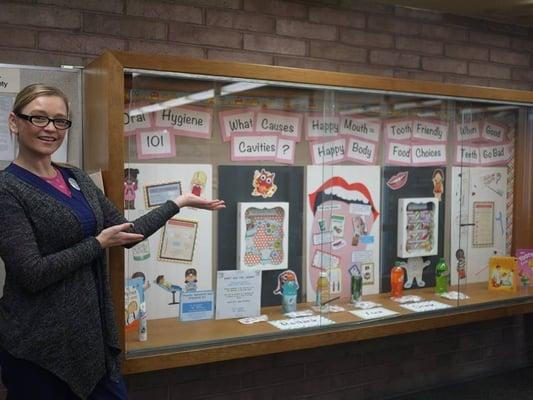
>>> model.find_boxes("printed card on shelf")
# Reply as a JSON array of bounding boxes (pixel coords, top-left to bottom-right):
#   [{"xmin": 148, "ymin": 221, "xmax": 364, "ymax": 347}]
[
  {"xmin": 268, "ymin": 315, "xmax": 335, "ymax": 331},
  {"xmin": 350, "ymin": 307, "xmax": 399, "ymax": 320},
  {"xmin": 399, "ymin": 300, "xmax": 452, "ymax": 312}
]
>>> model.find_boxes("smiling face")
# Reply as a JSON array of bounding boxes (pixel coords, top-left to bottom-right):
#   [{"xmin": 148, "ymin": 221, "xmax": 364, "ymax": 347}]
[{"xmin": 8, "ymin": 95, "xmax": 68, "ymax": 160}]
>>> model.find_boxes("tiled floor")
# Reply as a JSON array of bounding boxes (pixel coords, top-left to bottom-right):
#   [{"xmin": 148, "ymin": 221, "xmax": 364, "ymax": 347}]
[{"xmin": 389, "ymin": 367, "xmax": 533, "ymax": 400}]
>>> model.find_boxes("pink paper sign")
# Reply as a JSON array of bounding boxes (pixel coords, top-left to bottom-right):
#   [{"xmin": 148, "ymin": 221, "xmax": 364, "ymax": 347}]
[
  {"xmin": 455, "ymin": 120, "xmax": 481, "ymax": 143},
  {"xmin": 305, "ymin": 113, "xmax": 340, "ymax": 141},
  {"xmin": 454, "ymin": 144, "xmax": 480, "ymax": 166},
  {"xmin": 136, "ymin": 129, "xmax": 176, "ymax": 160},
  {"xmin": 124, "ymin": 110, "xmax": 152, "ymax": 137},
  {"xmin": 309, "ymin": 138, "xmax": 346, "ymax": 165},
  {"xmin": 385, "ymin": 141, "xmax": 411, "ymax": 165},
  {"xmin": 479, "ymin": 143, "xmax": 512, "ymax": 166},
  {"xmin": 481, "ymin": 120, "xmax": 507, "ymax": 143},
  {"xmin": 411, "ymin": 143, "xmax": 447, "ymax": 166},
  {"xmin": 412, "ymin": 119, "xmax": 448, "ymax": 142},
  {"xmin": 340, "ymin": 115, "xmax": 381, "ymax": 142},
  {"xmin": 274, "ymin": 137, "xmax": 296, "ymax": 164},
  {"xmin": 345, "ymin": 137, "xmax": 377, "ymax": 165},
  {"xmin": 231, "ymin": 134, "xmax": 277, "ymax": 161},
  {"xmin": 255, "ymin": 110, "xmax": 302, "ymax": 142},
  {"xmin": 154, "ymin": 105, "xmax": 212, "ymax": 139},
  {"xmin": 218, "ymin": 109, "xmax": 256, "ymax": 142},
  {"xmin": 383, "ymin": 118, "xmax": 412, "ymax": 141}
]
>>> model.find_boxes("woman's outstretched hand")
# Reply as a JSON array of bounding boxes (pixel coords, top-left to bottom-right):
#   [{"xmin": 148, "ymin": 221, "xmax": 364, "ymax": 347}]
[
  {"xmin": 96, "ymin": 223, "xmax": 144, "ymax": 249},
  {"xmin": 174, "ymin": 193, "xmax": 226, "ymax": 210}
]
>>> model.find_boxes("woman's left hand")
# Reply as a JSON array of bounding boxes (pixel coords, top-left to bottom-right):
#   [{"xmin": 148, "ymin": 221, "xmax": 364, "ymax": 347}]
[{"xmin": 173, "ymin": 193, "xmax": 225, "ymax": 210}]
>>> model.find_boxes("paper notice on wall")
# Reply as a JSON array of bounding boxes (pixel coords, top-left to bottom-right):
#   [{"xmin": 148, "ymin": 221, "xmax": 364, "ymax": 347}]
[
  {"xmin": 0, "ymin": 68, "xmax": 20, "ymax": 93},
  {"xmin": 0, "ymin": 95, "xmax": 14, "ymax": 161}
]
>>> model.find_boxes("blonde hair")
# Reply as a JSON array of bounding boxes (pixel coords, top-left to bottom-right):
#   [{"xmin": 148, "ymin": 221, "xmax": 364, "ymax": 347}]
[{"xmin": 12, "ymin": 83, "xmax": 69, "ymax": 115}]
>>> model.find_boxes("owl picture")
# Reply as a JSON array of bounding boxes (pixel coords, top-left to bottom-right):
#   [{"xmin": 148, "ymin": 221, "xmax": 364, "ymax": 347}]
[{"xmin": 251, "ymin": 168, "xmax": 277, "ymax": 198}]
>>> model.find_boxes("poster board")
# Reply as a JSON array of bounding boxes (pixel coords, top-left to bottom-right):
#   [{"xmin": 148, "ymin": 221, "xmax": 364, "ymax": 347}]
[
  {"xmin": 450, "ymin": 167, "xmax": 508, "ymax": 285},
  {"xmin": 218, "ymin": 165, "xmax": 304, "ymax": 307},
  {"xmin": 124, "ymin": 163, "xmax": 213, "ymax": 320},
  {"xmin": 306, "ymin": 165, "xmax": 381, "ymax": 302}
]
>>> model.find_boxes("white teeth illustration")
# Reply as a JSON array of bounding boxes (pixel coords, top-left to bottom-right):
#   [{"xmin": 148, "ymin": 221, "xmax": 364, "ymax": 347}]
[{"xmin": 324, "ymin": 186, "xmax": 369, "ymax": 205}]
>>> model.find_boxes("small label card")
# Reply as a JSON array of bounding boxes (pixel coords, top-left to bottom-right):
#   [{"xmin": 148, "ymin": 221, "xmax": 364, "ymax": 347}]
[
  {"xmin": 155, "ymin": 106, "xmax": 212, "ymax": 139},
  {"xmin": 305, "ymin": 113, "xmax": 340, "ymax": 140},
  {"xmin": 481, "ymin": 120, "xmax": 506, "ymax": 143},
  {"xmin": 412, "ymin": 119, "xmax": 448, "ymax": 142},
  {"xmin": 179, "ymin": 290, "xmax": 215, "ymax": 322},
  {"xmin": 455, "ymin": 144, "xmax": 480, "ymax": 166},
  {"xmin": 399, "ymin": 300, "xmax": 451, "ymax": 312},
  {"xmin": 340, "ymin": 115, "xmax": 381, "ymax": 142},
  {"xmin": 383, "ymin": 119, "xmax": 412, "ymax": 141},
  {"xmin": 345, "ymin": 137, "xmax": 377, "ymax": 164},
  {"xmin": 136, "ymin": 129, "xmax": 176, "ymax": 160},
  {"xmin": 218, "ymin": 109, "xmax": 256, "ymax": 142},
  {"xmin": 231, "ymin": 134, "xmax": 278, "ymax": 161},
  {"xmin": 411, "ymin": 143, "xmax": 446, "ymax": 166},
  {"xmin": 215, "ymin": 270, "xmax": 261, "ymax": 320},
  {"xmin": 124, "ymin": 109, "xmax": 152, "ymax": 136},
  {"xmin": 255, "ymin": 110, "xmax": 302, "ymax": 141},
  {"xmin": 309, "ymin": 138, "xmax": 346, "ymax": 164},
  {"xmin": 456, "ymin": 120, "xmax": 481, "ymax": 142},
  {"xmin": 385, "ymin": 141, "xmax": 411, "ymax": 165},
  {"xmin": 350, "ymin": 307, "xmax": 399, "ymax": 320},
  {"xmin": 268, "ymin": 315, "xmax": 335, "ymax": 331}
]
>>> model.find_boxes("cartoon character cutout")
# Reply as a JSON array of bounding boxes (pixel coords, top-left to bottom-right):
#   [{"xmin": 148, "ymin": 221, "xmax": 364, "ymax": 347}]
[
  {"xmin": 273, "ymin": 270, "xmax": 299, "ymax": 295},
  {"xmin": 191, "ymin": 171, "xmax": 207, "ymax": 197},
  {"xmin": 252, "ymin": 168, "xmax": 277, "ymax": 198},
  {"xmin": 184, "ymin": 268, "xmax": 198, "ymax": 292},
  {"xmin": 308, "ymin": 177, "xmax": 379, "ymax": 300},
  {"xmin": 455, "ymin": 249, "xmax": 466, "ymax": 280},
  {"xmin": 131, "ymin": 271, "xmax": 151, "ymax": 292},
  {"xmin": 400, "ymin": 257, "xmax": 431, "ymax": 288},
  {"xmin": 432, "ymin": 169, "xmax": 444, "ymax": 201},
  {"xmin": 124, "ymin": 168, "xmax": 139, "ymax": 209}
]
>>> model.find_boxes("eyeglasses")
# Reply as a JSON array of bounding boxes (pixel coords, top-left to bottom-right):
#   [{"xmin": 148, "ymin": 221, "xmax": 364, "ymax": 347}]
[{"xmin": 15, "ymin": 113, "xmax": 72, "ymax": 130}]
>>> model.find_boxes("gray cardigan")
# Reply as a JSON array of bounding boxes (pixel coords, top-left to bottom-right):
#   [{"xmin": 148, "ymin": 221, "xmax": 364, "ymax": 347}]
[{"xmin": 0, "ymin": 164, "xmax": 179, "ymax": 399}]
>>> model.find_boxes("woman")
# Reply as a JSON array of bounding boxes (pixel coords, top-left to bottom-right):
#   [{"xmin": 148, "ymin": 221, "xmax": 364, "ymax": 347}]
[{"xmin": 0, "ymin": 84, "xmax": 224, "ymax": 399}]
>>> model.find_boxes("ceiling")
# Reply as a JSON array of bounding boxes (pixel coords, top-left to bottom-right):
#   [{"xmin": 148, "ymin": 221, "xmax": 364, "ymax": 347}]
[{"xmin": 378, "ymin": 0, "xmax": 533, "ymax": 27}]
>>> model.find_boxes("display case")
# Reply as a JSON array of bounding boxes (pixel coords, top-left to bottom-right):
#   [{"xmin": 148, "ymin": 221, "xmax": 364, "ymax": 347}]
[{"xmin": 84, "ymin": 51, "xmax": 533, "ymax": 374}]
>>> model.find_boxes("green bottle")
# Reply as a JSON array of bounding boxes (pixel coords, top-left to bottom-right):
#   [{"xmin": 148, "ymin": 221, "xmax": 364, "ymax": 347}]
[{"xmin": 435, "ymin": 257, "xmax": 449, "ymax": 294}]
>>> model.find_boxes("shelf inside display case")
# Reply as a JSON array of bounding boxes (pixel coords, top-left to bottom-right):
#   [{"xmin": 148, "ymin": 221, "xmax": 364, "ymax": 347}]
[
  {"xmin": 83, "ymin": 51, "xmax": 533, "ymax": 375},
  {"xmin": 124, "ymin": 281, "xmax": 533, "ymax": 373}
]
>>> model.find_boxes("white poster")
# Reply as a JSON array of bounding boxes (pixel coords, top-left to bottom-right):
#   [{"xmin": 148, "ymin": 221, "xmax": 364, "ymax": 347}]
[
  {"xmin": 124, "ymin": 163, "xmax": 213, "ymax": 320},
  {"xmin": 450, "ymin": 167, "xmax": 508, "ymax": 285}
]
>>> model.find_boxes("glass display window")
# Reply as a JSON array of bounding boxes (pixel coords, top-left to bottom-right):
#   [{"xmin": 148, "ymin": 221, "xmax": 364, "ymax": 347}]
[{"xmin": 83, "ymin": 52, "xmax": 533, "ymax": 373}]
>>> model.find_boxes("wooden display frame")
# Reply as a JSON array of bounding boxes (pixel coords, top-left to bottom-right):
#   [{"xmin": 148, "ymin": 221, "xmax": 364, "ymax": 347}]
[{"xmin": 84, "ymin": 51, "xmax": 533, "ymax": 374}]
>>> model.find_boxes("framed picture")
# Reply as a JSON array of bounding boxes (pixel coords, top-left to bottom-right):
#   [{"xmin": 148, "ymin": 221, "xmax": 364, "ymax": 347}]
[
  {"xmin": 158, "ymin": 218, "xmax": 198, "ymax": 263},
  {"xmin": 236, "ymin": 202, "xmax": 289, "ymax": 271},
  {"xmin": 144, "ymin": 181, "xmax": 182, "ymax": 208}
]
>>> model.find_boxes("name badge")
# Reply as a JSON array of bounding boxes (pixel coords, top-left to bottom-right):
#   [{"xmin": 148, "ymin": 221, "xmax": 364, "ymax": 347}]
[{"xmin": 68, "ymin": 177, "xmax": 80, "ymax": 190}]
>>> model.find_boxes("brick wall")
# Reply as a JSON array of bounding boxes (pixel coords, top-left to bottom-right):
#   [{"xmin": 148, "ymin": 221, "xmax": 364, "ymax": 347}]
[
  {"xmin": 0, "ymin": 0, "xmax": 532, "ymax": 90},
  {"xmin": 0, "ymin": 1, "xmax": 533, "ymax": 399}
]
